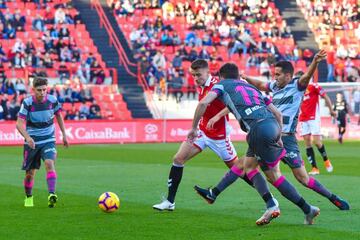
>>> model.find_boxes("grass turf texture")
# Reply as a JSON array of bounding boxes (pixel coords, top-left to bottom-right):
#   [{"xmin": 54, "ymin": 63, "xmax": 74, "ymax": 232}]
[{"xmin": 0, "ymin": 141, "xmax": 359, "ymax": 240}]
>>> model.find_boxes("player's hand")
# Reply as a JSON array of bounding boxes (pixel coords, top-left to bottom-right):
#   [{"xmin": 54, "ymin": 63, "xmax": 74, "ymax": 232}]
[
  {"xmin": 330, "ymin": 110, "xmax": 337, "ymax": 118},
  {"xmin": 26, "ymin": 137, "xmax": 35, "ymax": 149},
  {"xmin": 187, "ymin": 128, "xmax": 198, "ymax": 143},
  {"xmin": 313, "ymin": 49, "xmax": 327, "ymax": 63},
  {"xmin": 63, "ymin": 136, "xmax": 69, "ymax": 148},
  {"xmin": 239, "ymin": 71, "xmax": 248, "ymax": 81},
  {"xmin": 206, "ymin": 116, "xmax": 219, "ymax": 130}
]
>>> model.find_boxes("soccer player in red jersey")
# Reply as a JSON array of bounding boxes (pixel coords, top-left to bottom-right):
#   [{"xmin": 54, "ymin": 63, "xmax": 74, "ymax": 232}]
[
  {"xmin": 153, "ymin": 59, "xmax": 265, "ymax": 211},
  {"xmin": 299, "ymin": 74, "xmax": 337, "ymax": 175}
]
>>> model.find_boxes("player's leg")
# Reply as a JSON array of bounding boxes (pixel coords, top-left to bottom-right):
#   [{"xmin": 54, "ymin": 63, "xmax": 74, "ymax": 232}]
[
  {"xmin": 263, "ymin": 164, "xmax": 320, "ymax": 225},
  {"xmin": 22, "ymin": 145, "xmax": 40, "ymax": 207},
  {"xmin": 24, "ymin": 169, "xmax": 36, "ymax": 207},
  {"xmin": 303, "ymin": 134, "xmax": 319, "ymax": 175},
  {"xmin": 313, "ymin": 135, "xmax": 333, "ymax": 172},
  {"xmin": 41, "ymin": 143, "xmax": 58, "ymax": 208},
  {"xmin": 301, "ymin": 121, "xmax": 319, "ymax": 174},
  {"xmin": 243, "ymin": 156, "xmax": 281, "ymax": 226},
  {"xmin": 153, "ymin": 140, "xmax": 201, "ymax": 211},
  {"xmin": 194, "ymin": 156, "xmax": 250, "ymax": 204},
  {"xmin": 291, "ymin": 166, "xmax": 349, "ymax": 210}
]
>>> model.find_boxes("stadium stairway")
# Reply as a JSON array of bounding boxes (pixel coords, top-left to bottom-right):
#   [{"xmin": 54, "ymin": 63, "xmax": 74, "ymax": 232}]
[
  {"xmin": 72, "ymin": 0, "xmax": 153, "ymax": 118},
  {"xmin": 275, "ymin": 0, "xmax": 328, "ymax": 82}
]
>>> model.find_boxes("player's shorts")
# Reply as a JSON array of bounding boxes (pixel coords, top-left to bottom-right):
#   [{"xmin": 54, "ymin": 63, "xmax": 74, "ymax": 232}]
[
  {"xmin": 300, "ymin": 119, "xmax": 321, "ymax": 136},
  {"xmin": 193, "ymin": 130, "xmax": 237, "ymax": 162},
  {"xmin": 22, "ymin": 141, "xmax": 57, "ymax": 171},
  {"xmin": 246, "ymin": 119, "xmax": 286, "ymax": 170},
  {"xmin": 337, "ymin": 116, "xmax": 346, "ymax": 128}
]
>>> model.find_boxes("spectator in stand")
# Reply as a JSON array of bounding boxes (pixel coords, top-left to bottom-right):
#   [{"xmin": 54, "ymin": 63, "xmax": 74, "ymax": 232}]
[
  {"xmin": 326, "ymin": 46, "xmax": 335, "ymax": 82},
  {"xmin": 303, "ymin": 48, "xmax": 314, "ymax": 65},
  {"xmin": 152, "ymin": 50, "xmax": 166, "ymax": 70},
  {"xmin": 1, "ymin": 79, "xmax": 16, "ymax": 96},
  {"xmin": 0, "ymin": 93, "xmax": 9, "ymax": 120},
  {"xmin": 162, "ymin": 0, "xmax": 175, "ymax": 20},
  {"xmin": 89, "ymin": 99, "xmax": 102, "ymax": 119},
  {"xmin": 65, "ymin": 103, "xmax": 79, "ymax": 120},
  {"xmin": 0, "ymin": 103, "xmax": 4, "ymax": 121},
  {"xmin": 79, "ymin": 101, "xmax": 89, "ymax": 119},
  {"xmin": 186, "ymin": 73, "xmax": 196, "ymax": 100},
  {"xmin": 11, "ymin": 52, "xmax": 26, "ymax": 69},
  {"xmin": 172, "ymin": 51, "xmax": 183, "ymax": 70},
  {"xmin": 198, "ymin": 47, "xmax": 210, "ymax": 60},
  {"xmin": 187, "ymin": 46, "xmax": 198, "ymax": 62},
  {"xmin": 44, "ymin": 6, "xmax": 55, "ymax": 24},
  {"xmin": 63, "ymin": 82, "xmax": 74, "ymax": 103},
  {"xmin": 49, "ymin": 84, "xmax": 64, "ymax": 103},
  {"xmin": 15, "ymin": 79, "xmax": 27, "ymax": 95},
  {"xmin": 59, "ymin": 25, "xmax": 70, "ymax": 39},
  {"xmin": 43, "ymin": 53, "xmax": 54, "ymax": 68},
  {"xmin": 259, "ymin": 58, "xmax": 271, "ymax": 81},
  {"xmin": 58, "ymin": 61, "xmax": 70, "ymax": 83},
  {"xmin": 13, "ymin": 13, "xmax": 25, "ymax": 32},
  {"xmin": 60, "ymin": 46, "xmax": 72, "ymax": 62},
  {"xmin": 246, "ymin": 51, "xmax": 260, "ymax": 69},
  {"xmin": 79, "ymin": 85, "xmax": 93, "ymax": 102},
  {"xmin": 90, "ymin": 60, "xmax": 104, "ymax": 84},
  {"xmin": 8, "ymin": 97, "xmax": 21, "ymax": 120},
  {"xmin": 168, "ymin": 71, "xmax": 183, "ymax": 103},
  {"xmin": 32, "ymin": 14, "xmax": 45, "ymax": 31},
  {"xmin": 55, "ymin": 8, "xmax": 66, "ymax": 24}
]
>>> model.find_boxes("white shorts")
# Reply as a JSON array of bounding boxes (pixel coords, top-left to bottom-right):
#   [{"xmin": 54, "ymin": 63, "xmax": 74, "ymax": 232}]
[
  {"xmin": 193, "ymin": 130, "xmax": 237, "ymax": 162},
  {"xmin": 300, "ymin": 119, "xmax": 321, "ymax": 136}
]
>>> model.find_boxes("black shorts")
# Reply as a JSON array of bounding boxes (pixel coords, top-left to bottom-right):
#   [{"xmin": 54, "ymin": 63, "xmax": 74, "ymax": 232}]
[{"xmin": 22, "ymin": 142, "xmax": 57, "ymax": 171}]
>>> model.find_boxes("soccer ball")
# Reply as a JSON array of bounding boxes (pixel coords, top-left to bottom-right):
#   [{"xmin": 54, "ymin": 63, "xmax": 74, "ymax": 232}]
[{"xmin": 98, "ymin": 192, "xmax": 120, "ymax": 213}]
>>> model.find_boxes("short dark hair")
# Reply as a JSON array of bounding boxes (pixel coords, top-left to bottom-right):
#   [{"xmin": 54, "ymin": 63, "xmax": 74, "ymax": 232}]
[
  {"xmin": 219, "ymin": 63, "xmax": 239, "ymax": 79},
  {"xmin": 275, "ymin": 61, "xmax": 294, "ymax": 76},
  {"xmin": 190, "ymin": 59, "xmax": 208, "ymax": 70},
  {"xmin": 33, "ymin": 77, "xmax": 48, "ymax": 88}
]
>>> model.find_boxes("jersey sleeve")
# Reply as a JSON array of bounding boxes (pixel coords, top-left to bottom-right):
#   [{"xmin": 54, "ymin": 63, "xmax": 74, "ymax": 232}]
[
  {"xmin": 211, "ymin": 84, "xmax": 224, "ymax": 97},
  {"xmin": 317, "ymin": 85, "xmax": 326, "ymax": 97},
  {"xmin": 18, "ymin": 101, "xmax": 29, "ymax": 120},
  {"xmin": 263, "ymin": 96, "xmax": 272, "ymax": 106},
  {"xmin": 53, "ymin": 99, "xmax": 62, "ymax": 115}
]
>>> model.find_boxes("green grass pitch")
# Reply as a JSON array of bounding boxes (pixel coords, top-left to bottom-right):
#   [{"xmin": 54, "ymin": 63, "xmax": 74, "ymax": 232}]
[{"xmin": 0, "ymin": 141, "xmax": 359, "ymax": 240}]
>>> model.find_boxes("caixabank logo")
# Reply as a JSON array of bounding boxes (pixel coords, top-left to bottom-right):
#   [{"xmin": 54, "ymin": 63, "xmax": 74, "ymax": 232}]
[{"xmin": 144, "ymin": 124, "xmax": 158, "ymax": 141}]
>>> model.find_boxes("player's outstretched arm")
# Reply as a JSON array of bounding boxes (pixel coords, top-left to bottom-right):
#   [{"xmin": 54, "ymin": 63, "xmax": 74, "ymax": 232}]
[
  {"xmin": 188, "ymin": 91, "xmax": 218, "ymax": 141},
  {"xmin": 207, "ymin": 107, "xmax": 230, "ymax": 130},
  {"xmin": 56, "ymin": 112, "xmax": 69, "ymax": 147},
  {"xmin": 240, "ymin": 72, "xmax": 268, "ymax": 91},
  {"xmin": 16, "ymin": 118, "xmax": 35, "ymax": 149},
  {"xmin": 298, "ymin": 49, "xmax": 327, "ymax": 89}
]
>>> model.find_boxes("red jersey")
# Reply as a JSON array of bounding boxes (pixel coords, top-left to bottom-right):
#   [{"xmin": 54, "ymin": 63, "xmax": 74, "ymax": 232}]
[
  {"xmin": 299, "ymin": 83, "xmax": 325, "ymax": 121},
  {"xmin": 198, "ymin": 76, "xmax": 229, "ymax": 139}
]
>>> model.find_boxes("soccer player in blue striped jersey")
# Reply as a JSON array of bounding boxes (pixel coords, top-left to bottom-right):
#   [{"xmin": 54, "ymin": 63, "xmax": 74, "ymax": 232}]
[
  {"xmin": 16, "ymin": 78, "xmax": 68, "ymax": 208},
  {"xmin": 195, "ymin": 51, "xmax": 349, "ymax": 222},
  {"xmin": 189, "ymin": 63, "xmax": 319, "ymax": 225}
]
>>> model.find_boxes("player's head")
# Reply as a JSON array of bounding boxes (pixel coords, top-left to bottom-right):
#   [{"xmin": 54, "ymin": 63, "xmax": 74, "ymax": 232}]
[
  {"xmin": 190, "ymin": 59, "xmax": 209, "ymax": 86},
  {"xmin": 336, "ymin": 92, "xmax": 343, "ymax": 101},
  {"xmin": 32, "ymin": 77, "xmax": 48, "ymax": 101},
  {"xmin": 219, "ymin": 63, "xmax": 239, "ymax": 80},
  {"xmin": 274, "ymin": 61, "xmax": 294, "ymax": 88}
]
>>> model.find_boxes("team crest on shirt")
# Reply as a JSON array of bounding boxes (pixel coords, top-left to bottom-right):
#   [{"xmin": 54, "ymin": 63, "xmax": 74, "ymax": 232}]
[{"xmin": 48, "ymin": 103, "xmax": 53, "ymax": 110}]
